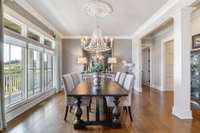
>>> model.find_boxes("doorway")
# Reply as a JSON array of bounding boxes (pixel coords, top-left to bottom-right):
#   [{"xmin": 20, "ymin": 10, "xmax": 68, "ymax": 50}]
[
  {"xmin": 142, "ymin": 48, "xmax": 150, "ymax": 87},
  {"xmin": 164, "ymin": 40, "xmax": 174, "ymax": 91}
]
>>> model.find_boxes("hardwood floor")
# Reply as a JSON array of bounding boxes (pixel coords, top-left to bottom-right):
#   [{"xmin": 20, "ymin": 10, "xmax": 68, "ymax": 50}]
[{"xmin": 3, "ymin": 87, "xmax": 200, "ymax": 133}]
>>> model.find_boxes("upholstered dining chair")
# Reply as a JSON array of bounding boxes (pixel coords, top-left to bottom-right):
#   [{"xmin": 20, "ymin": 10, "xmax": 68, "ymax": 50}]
[
  {"xmin": 114, "ymin": 72, "xmax": 121, "ymax": 82},
  {"xmin": 71, "ymin": 72, "xmax": 81, "ymax": 86},
  {"xmin": 118, "ymin": 72, "xmax": 126, "ymax": 86},
  {"xmin": 106, "ymin": 74, "xmax": 134, "ymax": 121},
  {"xmin": 62, "ymin": 74, "xmax": 90, "ymax": 121}
]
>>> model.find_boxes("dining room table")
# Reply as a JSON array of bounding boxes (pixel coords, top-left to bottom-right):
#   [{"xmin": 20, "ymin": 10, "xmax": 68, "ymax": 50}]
[{"xmin": 67, "ymin": 79, "xmax": 129, "ymax": 129}]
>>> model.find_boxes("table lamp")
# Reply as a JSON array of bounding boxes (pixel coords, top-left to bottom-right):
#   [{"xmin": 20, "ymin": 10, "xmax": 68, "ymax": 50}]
[
  {"xmin": 78, "ymin": 57, "xmax": 87, "ymax": 72},
  {"xmin": 108, "ymin": 57, "xmax": 117, "ymax": 72}
]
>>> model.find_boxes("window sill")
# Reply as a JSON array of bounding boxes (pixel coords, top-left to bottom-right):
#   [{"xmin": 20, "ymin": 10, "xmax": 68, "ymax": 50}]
[{"xmin": 5, "ymin": 88, "xmax": 56, "ymax": 114}]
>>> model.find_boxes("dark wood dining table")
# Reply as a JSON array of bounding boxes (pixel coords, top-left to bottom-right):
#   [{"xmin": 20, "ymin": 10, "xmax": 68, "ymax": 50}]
[{"xmin": 67, "ymin": 79, "xmax": 129, "ymax": 129}]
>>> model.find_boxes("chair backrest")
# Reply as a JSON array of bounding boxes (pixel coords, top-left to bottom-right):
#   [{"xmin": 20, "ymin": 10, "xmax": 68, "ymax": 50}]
[
  {"xmin": 123, "ymin": 74, "xmax": 134, "ymax": 106},
  {"xmin": 62, "ymin": 74, "xmax": 74, "ymax": 96},
  {"xmin": 123, "ymin": 74, "xmax": 134, "ymax": 91},
  {"xmin": 71, "ymin": 72, "xmax": 80, "ymax": 87},
  {"xmin": 118, "ymin": 73, "xmax": 126, "ymax": 86},
  {"xmin": 114, "ymin": 72, "xmax": 121, "ymax": 82}
]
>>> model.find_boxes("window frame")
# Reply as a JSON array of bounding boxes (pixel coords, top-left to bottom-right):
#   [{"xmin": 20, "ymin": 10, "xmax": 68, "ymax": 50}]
[
  {"xmin": 27, "ymin": 44, "xmax": 43, "ymax": 98},
  {"xmin": 43, "ymin": 49, "xmax": 55, "ymax": 91},
  {"xmin": 3, "ymin": 12, "xmax": 57, "ymax": 113},
  {"xmin": 3, "ymin": 36, "xmax": 26, "ymax": 109}
]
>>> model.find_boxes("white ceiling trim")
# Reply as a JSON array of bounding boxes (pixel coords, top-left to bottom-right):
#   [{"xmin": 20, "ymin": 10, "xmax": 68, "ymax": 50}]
[
  {"xmin": 15, "ymin": 0, "xmax": 64, "ymax": 38},
  {"xmin": 62, "ymin": 36, "xmax": 132, "ymax": 39},
  {"xmin": 132, "ymin": 0, "xmax": 198, "ymax": 39}
]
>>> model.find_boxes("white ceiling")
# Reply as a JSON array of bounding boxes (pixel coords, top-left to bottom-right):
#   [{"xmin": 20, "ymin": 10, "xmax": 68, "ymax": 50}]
[{"xmin": 26, "ymin": 0, "xmax": 168, "ymax": 37}]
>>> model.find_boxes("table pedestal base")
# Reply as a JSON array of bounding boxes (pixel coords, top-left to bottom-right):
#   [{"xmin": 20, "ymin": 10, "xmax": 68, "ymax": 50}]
[{"xmin": 73, "ymin": 96, "xmax": 121, "ymax": 129}]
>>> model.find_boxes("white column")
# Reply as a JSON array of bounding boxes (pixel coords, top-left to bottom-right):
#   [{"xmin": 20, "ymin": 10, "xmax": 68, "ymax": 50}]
[
  {"xmin": 172, "ymin": 7, "xmax": 193, "ymax": 119},
  {"xmin": 132, "ymin": 39, "xmax": 142, "ymax": 92}
]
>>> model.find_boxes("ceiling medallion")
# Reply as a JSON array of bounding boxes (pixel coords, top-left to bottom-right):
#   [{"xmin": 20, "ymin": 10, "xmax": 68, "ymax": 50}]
[{"xmin": 82, "ymin": 0, "xmax": 113, "ymax": 18}]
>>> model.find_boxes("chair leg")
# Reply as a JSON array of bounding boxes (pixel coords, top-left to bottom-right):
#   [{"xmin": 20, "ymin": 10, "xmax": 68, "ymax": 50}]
[
  {"xmin": 69, "ymin": 106, "xmax": 73, "ymax": 113},
  {"xmin": 86, "ymin": 106, "xmax": 90, "ymax": 121},
  {"xmin": 90, "ymin": 98, "xmax": 92, "ymax": 112},
  {"xmin": 123, "ymin": 106, "xmax": 127, "ymax": 112},
  {"xmin": 108, "ymin": 107, "xmax": 111, "ymax": 120},
  {"xmin": 103, "ymin": 97, "xmax": 108, "ymax": 113},
  {"xmin": 128, "ymin": 106, "xmax": 133, "ymax": 121},
  {"xmin": 64, "ymin": 106, "xmax": 69, "ymax": 121}
]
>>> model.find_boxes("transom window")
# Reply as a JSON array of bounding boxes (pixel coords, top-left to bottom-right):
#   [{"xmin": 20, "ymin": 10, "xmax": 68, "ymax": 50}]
[
  {"xmin": 3, "ymin": 17, "xmax": 22, "ymax": 34},
  {"xmin": 27, "ymin": 29, "xmax": 41, "ymax": 42}
]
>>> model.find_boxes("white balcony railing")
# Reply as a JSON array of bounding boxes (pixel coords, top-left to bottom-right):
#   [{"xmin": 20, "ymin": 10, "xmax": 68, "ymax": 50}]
[{"xmin": 3, "ymin": 73, "xmax": 23, "ymax": 105}]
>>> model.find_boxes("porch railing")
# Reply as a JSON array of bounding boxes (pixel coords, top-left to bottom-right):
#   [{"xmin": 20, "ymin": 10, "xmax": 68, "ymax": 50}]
[{"xmin": 3, "ymin": 73, "xmax": 23, "ymax": 105}]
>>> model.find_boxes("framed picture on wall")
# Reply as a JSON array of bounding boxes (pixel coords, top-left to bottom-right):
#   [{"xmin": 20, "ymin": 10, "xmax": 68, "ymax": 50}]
[{"xmin": 192, "ymin": 34, "xmax": 200, "ymax": 49}]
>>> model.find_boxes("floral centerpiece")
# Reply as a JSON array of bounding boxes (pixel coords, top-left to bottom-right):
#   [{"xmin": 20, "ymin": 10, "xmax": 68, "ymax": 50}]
[
  {"xmin": 91, "ymin": 63, "xmax": 103, "ymax": 88},
  {"xmin": 91, "ymin": 62, "xmax": 103, "ymax": 73}
]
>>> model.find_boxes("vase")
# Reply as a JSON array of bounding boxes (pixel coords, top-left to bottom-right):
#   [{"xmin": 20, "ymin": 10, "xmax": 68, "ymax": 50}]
[{"xmin": 92, "ymin": 72, "xmax": 101, "ymax": 89}]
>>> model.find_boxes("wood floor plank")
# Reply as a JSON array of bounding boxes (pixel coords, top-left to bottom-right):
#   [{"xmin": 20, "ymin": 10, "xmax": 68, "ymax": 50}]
[{"xmin": 3, "ymin": 86, "xmax": 200, "ymax": 133}]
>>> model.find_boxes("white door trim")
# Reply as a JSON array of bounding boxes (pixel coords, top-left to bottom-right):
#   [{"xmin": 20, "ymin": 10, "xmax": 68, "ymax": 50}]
[
  {"xmin": 161, "ymin": 35, "xmax": 174, "ymax": 91},
  {"xmin": 142, "ymin": 44, "xmax": 153, "ymax": 88}
]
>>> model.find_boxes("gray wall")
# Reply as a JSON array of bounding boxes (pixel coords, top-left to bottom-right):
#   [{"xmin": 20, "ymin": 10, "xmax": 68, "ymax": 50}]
[
  {"xmin": 62, "ymin": 39, "xmax": 132, "ymax": 74},
  {"xmin": 113, "ymin": 39, "xmax": 132, "ymax": 71},
  {"xmin": 62, "ymin": 39, "xmax": 83, "ymax": 74}
]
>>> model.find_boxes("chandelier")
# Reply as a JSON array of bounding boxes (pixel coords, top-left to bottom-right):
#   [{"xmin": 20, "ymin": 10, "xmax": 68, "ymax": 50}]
[{"xmin": 81, "ymin": 0, "xmax": 113, "ymax": 53}]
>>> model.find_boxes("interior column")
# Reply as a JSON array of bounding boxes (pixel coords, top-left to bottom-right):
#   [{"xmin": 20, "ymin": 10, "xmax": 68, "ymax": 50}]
[
  {"xmin": 132, "ymin": 39, "xmax": 142, "ymax": 92},
  {"xmin": 172, "ymin": 7, "xmax": 193, "ymax": 119}
]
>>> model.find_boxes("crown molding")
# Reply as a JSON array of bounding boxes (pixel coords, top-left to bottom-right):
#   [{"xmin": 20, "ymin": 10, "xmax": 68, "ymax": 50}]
[
  {"xmin": 14, "ymin": 0, "xmax": 64, "ymax": 38},
  {"xmin": 132, "ymin": 0, "xmax": 197, "ymax": 39},
  {"xmin": 62, "ymin": 36, "xmax": 132, "ymax": 40}
]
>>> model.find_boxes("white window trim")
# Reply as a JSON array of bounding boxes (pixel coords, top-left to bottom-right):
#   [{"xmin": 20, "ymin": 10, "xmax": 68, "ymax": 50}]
[
  {"xmin": 4, "ymin": 35, "xmax": 26, "ymax": 48},
  {"xmin": 3, "ymin": 7, "xmax": 58, "ymax": 122}
]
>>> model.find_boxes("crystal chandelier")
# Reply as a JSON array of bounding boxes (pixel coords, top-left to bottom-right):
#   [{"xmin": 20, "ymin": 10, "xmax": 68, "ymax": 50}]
[{"xmin": 81, "ymin": 0, "xmax": 113, "ymax": 53}]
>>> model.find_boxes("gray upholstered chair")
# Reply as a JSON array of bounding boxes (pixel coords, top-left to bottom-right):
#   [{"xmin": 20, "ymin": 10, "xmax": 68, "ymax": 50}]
[
  {"xmin": 114, "ymin": 72, "xmax": 121, "ymax": 82},
  {"xmin": 62, "ymin": 74, "xmax": 90, "ymax": 121},
  {"xmin": 106, "ymin": 74, "xmax": 134, "ymax": 121},
  {"xmin": 118, "ymin": 72, "xmax": 126, "ymax": 86},
  {"xmin": 71, "ymin": 72, "xmax": 81, "ymax": 86}
]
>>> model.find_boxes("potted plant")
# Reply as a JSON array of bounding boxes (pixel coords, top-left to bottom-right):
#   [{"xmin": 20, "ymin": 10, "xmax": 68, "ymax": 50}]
[{"xmin": 91, "ymin": 63, "xmax": 103, "ymax": 88}]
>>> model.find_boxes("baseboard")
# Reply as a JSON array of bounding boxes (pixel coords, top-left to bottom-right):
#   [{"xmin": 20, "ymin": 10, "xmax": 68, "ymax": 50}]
[
  {"xmin": 6, "ymin": 89, "xmax": 56, "ymax": 122},
  {"xmin": 150, "ymin": 84, "xmax": 173, "ymax": 92},
  {"xmin": 150, "ymin": 84, "xmax": 161, "ymax": 91},
  {"xmin": 172, "ymin": 107, "xmax": 193, "ymax": 119},
  {"xmin": 134, "ymin": 87, "xmax": 142, "ymax": 92}
]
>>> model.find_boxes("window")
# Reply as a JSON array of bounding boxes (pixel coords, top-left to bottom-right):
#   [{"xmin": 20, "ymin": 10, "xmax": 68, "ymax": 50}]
[
  {"xmin": 43, "ymin": 52, "xmax": 54, "ymax": 90},
  {"xmin": 44, "ymin": 39, "xmax": 52, "ymax": 48},
  {"xmin": 4, "ymin": 18, "xmax": 22, "ymax": 34},
  {"xmin": 3, "ymin": 13, "xmax": 57, "ymax": 112},
  {"xmin": 3, "ymin": 43, "xmax": 25, "ymax": 106},
  {"xmin": 27, "ymin": 29, "xmax": 40, "ymax": 42},
  {"xmin": 28, "ymin": 47, "xmax": 42, "ymax": 97}
]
